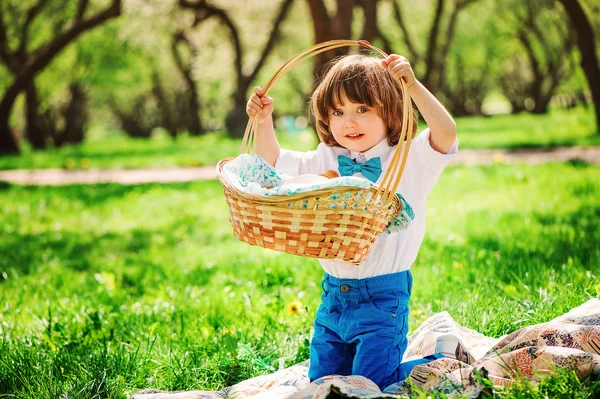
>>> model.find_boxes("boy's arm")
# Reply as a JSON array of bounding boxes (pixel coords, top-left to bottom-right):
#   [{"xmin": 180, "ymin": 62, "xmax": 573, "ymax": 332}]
[
  {"xmin": 407, "ymin": 80, "xmax": 457, "ymax": 154},
  {"xmin": 382, "ymin": 55, "xmax": 457, "ymax": 154},
  {"xmin": 247, "ymin": 86, "xmax": 281, "ymax": 166},
  {"xmin": 253, "ymin": 115, "xmax": 281, "ymax": 167}
]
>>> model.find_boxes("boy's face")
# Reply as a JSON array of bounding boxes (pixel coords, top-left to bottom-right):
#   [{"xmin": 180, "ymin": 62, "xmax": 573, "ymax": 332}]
[{"xmin": 328, "ymin": 95, "xmax": 388, "ymax": 153}]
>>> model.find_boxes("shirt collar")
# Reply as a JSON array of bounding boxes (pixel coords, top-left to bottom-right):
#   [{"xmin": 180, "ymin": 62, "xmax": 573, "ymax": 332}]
[{"xmin": 349, "ymin": 137, "xmax": 393, "ymax": 162}]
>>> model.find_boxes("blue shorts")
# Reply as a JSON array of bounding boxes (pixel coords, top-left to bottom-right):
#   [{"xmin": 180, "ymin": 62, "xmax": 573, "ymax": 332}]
[{"xmin": 308, "ymin": 270, "xmax": 412, "ymax": 390}]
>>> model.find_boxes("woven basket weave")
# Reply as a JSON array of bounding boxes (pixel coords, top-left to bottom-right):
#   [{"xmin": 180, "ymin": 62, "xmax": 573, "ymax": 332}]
[{"xmin": 217, "ymin": 40, "xmax": 414, "ymax": 265}]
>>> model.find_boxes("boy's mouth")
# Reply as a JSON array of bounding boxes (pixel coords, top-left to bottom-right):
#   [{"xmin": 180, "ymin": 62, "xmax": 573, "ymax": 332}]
[{"xmin": 345, "ymin": 133, "xmax": 364, "ymax": 140}]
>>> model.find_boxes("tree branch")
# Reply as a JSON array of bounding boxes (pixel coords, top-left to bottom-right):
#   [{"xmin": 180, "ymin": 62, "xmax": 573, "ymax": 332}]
[
  {"xmin": 0, "ymin": 4, "xmax": 11, "ymax": 66},
  {"xmin": 171, "ymin": 31, "xmax": 190, "ymax": 76},
  {"xmin": 437, "ymin": 0, "xmax": 480, "ymax": 91},
  {"xmin": 392, "ymin": 0, "xmax": 419, "ymax": 64},
  {"xmin": 17, "ymin": 0, "xmax": 50, "ymax": 63},
  {"xmin": 76, "ymin": 0, "xmax": 90, "ymax": 21},
  {"xmin": 523, "ymin": 2, "xmax": 553, "ymax": 72},
  {"xmin": 518, "ymin": 29, "xmax": 541, "ymax": 82},
  {"xmin": 422, "ymin": 0, "xmax": 445, "ymax": 87},
  {"xmin": 247, "ymin": 0, "xmax": 294, "ymax": 85},
  {"xmin": 439, "ymin": 0, "xmax": 472, "ymax": 62},
  {"xmin": 179, "ymin": 0, "xmax": 243, "ymax": 86}
]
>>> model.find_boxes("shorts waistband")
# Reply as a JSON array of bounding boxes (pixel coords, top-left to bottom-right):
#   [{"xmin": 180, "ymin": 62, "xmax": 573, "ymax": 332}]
[{"xmin": 322, "ymin": 270, "xmax": 412, "ymax": 296}]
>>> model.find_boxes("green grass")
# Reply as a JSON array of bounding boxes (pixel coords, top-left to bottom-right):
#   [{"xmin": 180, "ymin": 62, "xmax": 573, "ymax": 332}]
[
  {"xmin": 1, "ymin": 162, "xmax": 599, "ymax": 398},
  {"xmin": 1, "ymin": 106, "xmax": 598, "ymax": 171},
  {"xmin": 0, "ymin": 128, "xmax": 318, "ymax": 171},
  {"xmin": 457, "ymin": 106, "xmax": 599, "ymax": 150}
]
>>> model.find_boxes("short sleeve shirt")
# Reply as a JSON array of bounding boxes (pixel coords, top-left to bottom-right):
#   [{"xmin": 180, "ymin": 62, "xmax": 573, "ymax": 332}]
[{"xmin": 275, "ymin": 128, "xmax": 458, "ymax": 278}]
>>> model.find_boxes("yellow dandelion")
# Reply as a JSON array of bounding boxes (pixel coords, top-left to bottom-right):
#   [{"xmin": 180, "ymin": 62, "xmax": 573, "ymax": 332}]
[
  {"xmin": 221, "ymin": 329, "xmax": 234, "ymax": 337},
  {"xmin": 287, "ymin": 300, "xmax": 303, "ymax": 316},
  {"xmin": 503, "ymin": 284, "xmax": 519, "ymax": 297},
  {"xmin": 452, "ymin": 261, "xmax": 463, "ymax": 269},
  {"xmin": 64, "ymin": 158, "xmax": 76, "ymax": 169},
  {"xmin": 80, "ymin": 158, "xmax": 91, "ymax": 169},
  {"xmin": 493, "ymin": 152, "xmax": 504, "ymax": 163},
  {"xmin": 411, "ymin": 309, "xmax": 422, "ymax": 317}
]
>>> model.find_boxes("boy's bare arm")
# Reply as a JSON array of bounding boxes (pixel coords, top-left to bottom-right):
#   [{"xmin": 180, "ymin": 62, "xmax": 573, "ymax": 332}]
[
  {"xmin": 254, "ymin": 115, "xmax": 281, "ymax": 167},
  {"xmin": 382, "ymin": 55, "xmax": 457, "ymax": 154},
  {"xmin": 247, "ymin": 86, "xmax": 281, "ymax": 166},
  {"xmin": 407, "ymin": 81, "xmax": 457, "ymax": 154}
]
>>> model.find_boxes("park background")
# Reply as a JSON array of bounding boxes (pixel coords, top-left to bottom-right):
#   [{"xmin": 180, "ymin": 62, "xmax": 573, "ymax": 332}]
[{"xmin": 0, "ymin": 0, "xmax": 599, "ymax": 397}]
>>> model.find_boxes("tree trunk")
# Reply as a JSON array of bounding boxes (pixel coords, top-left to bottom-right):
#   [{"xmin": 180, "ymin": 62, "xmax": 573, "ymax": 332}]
[
  {"xmin": 307, "ymin": 0, "xmax": 331, "ymax": 82},
  {"xmin": 25, "ymin": 82, "xmax": 48, "ymax": 150},
  {"xmin": 307, "ymin": 0, "xmax": 355, "ymax": 85},
  {"xmin": 557, "ymin": 0, "xmax": 600, "ymax": 133},
  {"xmin": 111, "ymin": 96, "xmax": 155, "ymax": 138},
  {"xmin": 422, "ymin": 0, "xmax": 445, "ymax": 92},
  {"xmin": 359, "ymin": 0, "xmax": 378, "ymax": 43},
  {"xmin": 532, "ymin": 97, "xmax": 551, "ymax": 114},
  {"xmin": 0, "ymin": 120, "xmax": 19, "ymax": 155},
  {"xmin": 171, "ymin": 32, "xmax": 203, "ymax": 136},
  {"xmin": 152, "ymin": 72, "xmax": 179, "ymax": 138},
  {"xmin": 0, "ymin": 83, "xmax": 23, "ymax": 155},
  {"xmin": 225, "ymin": 87, "xmax": 251, "ymax": 138},
  {"xmin": 358, "ymin": 0, "xmax": 392, "ymax": 55},
  {"xmin": 59, "ymin": 83, "xmax": 88, "ymax": 146}
]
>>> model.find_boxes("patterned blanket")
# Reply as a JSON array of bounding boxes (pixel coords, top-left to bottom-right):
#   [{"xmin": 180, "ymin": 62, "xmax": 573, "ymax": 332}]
[{"xmin": 132, "ymin": 298, "xmax": 599, "ymax": 399}]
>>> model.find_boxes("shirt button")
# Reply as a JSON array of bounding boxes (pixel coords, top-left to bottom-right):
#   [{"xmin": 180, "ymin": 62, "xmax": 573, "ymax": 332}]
[{"xmin": 340, "ymin": 284, "xmax": 350, "ymax": 293}]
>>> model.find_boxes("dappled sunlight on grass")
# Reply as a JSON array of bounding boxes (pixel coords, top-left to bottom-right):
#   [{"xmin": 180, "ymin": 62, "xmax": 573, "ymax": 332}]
[{"xmin": 0, "ymin": 163, "xmax": 599, "ymax": 396}]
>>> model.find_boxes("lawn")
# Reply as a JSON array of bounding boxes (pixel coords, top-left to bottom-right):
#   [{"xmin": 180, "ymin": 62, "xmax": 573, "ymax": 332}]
[
  {"xmin": 0, "ymin": 106, "xmax": 598, "ymax": 171},
  {"xmin": 1, "ymin": 161, "xmax": 599, "ymax": 398}
]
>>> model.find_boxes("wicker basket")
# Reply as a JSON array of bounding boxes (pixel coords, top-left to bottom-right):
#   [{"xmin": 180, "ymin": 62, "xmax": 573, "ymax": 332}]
[{"xmin": 217, "ymin": 40, "xmax": 414, "ymax": 265}]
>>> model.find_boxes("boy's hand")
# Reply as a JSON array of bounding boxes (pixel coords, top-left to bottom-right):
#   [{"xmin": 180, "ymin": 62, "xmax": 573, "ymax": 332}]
[
  {"xmin": 381, "ymin": 55, "xmax": 416, "ymax": 89},
  {"xmin": 246, "ymin": 86, "xmax": 274, "ymax": 124}
]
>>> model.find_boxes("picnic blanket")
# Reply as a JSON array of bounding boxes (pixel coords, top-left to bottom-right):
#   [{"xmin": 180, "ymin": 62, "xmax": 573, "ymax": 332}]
[
  {"xmin": 220, "ymin": 154, "xmax": 415, "ymax": 234},
  {"xmin": 131, "ymin": 297, "xmax": 600, "ymax": 399}
]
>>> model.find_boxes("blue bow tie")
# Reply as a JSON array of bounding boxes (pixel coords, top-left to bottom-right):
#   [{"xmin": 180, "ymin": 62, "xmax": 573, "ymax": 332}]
[{"xmin": 338, "ymin": 155, "xmax": 382, "ymax": 183}]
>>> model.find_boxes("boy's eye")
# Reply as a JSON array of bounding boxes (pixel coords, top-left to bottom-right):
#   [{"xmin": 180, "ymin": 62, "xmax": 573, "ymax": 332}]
[
  {"xmin": 357, "ymin": 106, "xmax": 368, "ymax": 113},
  {"xmin": 332, "ymin": 110, "xmax": 343, "ymax": 116}
]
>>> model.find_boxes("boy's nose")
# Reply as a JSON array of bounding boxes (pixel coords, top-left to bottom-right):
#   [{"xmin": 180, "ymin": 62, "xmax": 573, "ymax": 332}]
[{"xmin": 344, "ymin": 118, "xmax": 356, "ymax": 129}]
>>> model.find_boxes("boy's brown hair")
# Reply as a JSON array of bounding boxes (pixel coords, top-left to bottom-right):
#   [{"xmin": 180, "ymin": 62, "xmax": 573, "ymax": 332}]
[{"xmin": 310, "ymin": 54, "xmax": 418, "ymax": 148}]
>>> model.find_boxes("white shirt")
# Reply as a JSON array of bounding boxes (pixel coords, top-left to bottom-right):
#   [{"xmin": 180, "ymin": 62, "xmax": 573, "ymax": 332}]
[{"xmin": 275, "ymin": 128, "xmax": 458, "ymax": 278}]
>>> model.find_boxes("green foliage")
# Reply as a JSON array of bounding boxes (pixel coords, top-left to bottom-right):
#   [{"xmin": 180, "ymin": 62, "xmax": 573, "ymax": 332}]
[
  {"xmin": 2, "ymin": 0, "xmax": 599, "ymax": 146},
  {"xmin": 0, "ymin": 162, "xmax": 599, "ymax": 397}
]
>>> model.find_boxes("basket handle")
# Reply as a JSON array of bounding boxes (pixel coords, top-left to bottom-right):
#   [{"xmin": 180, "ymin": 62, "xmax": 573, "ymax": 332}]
[{"xmin": 240, "ymin": 39, "xmax": 414, "ymax": 206}]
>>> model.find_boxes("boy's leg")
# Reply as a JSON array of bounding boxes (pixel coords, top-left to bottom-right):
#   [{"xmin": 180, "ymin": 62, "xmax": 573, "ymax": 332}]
[
  {"xmin": 308, "ymin": 279, "xmax": 354, "ymax": 381},
  {"xmin": 351, "ymin": 271, "xmax": 412, "ymax": 390},
  {"xmin": 309, "ymin": 310, "xmax": 355, "ymax": 381},
  {"xmin": 351, "ymin": 296, "xmax": 409, "ymax": 390}
]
